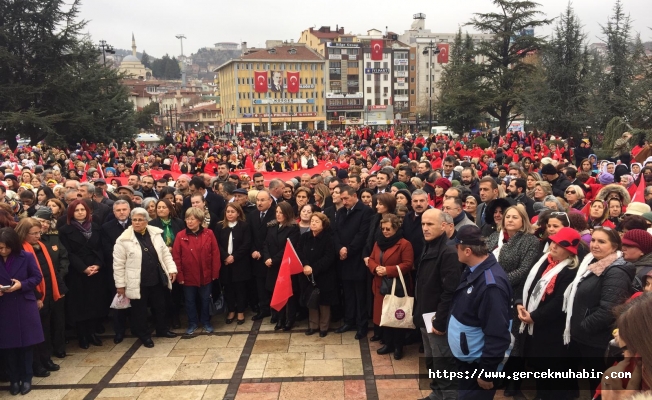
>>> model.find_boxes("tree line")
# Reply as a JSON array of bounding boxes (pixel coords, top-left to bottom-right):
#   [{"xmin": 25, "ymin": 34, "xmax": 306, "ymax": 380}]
[{"xmin": 436, "ymin": 0, "xmax": 652, "ymax": 139}]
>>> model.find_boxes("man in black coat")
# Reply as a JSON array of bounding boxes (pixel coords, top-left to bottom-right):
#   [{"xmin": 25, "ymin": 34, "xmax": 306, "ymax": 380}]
[
  {"xmin": 415, "ymin": 209, "xmax": 462, "ymax": 400},
  {"xmin": 182, "ymin": 177, "xmax": 225, "ymax": 219},
  {"xmin": 507, "ymin": 178, "xmax": 535, "ymax": 220},
  {"xmin": 332, "ymin": 185, "xmax": 373, "ymax": 339},
  {"xmin": 79, "ymin": 183, "xmax": 111, "ymax": 225},
  {"xmin": 101, "ymin": 200, "xmax": 132, "ymax": 344},
  {"xmin": 402, "ymin": 190, "xmax": 431, "ymax": 271},
  {"xmin": 249, "ymin": 190, "xmax": 277, "ymax": 321}
]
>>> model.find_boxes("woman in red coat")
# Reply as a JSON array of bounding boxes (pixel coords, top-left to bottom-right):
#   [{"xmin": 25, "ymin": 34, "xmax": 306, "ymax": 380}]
[
  {"xmin": 367, "ymin": 214, "xmax": 414, "ymax": 360},
  {"xmin": 173, "ymin": 207, "xmax": 221, "ymax": 335}
]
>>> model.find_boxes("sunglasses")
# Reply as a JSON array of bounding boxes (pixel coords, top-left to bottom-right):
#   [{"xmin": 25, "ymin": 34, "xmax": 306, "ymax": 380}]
[
  {"xmin": 565, "ymin": 190, "xmax": 576, "ymax": 195},
  {"xmin": 554, "ymin": 238, "xmax": 580, "ymax": 248},
  {"xmin": 594, "ymin": 226, "xmax": 613, "ymax": 231},
  {"xmin": 550, "ymin": 211, "xmax": 570, "ymax": 226}
]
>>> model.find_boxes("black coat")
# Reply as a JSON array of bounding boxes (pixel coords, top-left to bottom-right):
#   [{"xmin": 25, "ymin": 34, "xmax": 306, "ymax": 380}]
[
  {"xmin": 214, "ymin": 221, "xmax": 252, "ymax": 283},
  {"xmin": 181, "ymin": 190, "xmax": 226, "ymax": 221},
  {"xmin": 59, "ymin": 222, "xmax": 107, "ymax": 323},
  {"xmin": 402, "ymin": 211, "xmax": 426, "ymax": 269},
  {"xmin": 101, "ymin": 219, "xmax": 131, "ymax": 279},
  {"xmin": 363, "ymin": 213, "xmax": 382, "ymax": 259},
  {"xmin": 40, "ymin": 233, "xmax": 70, "ymax": 295},
  {"xmin": 333, "ymin": 200, "xmax": 373, "ymax": 281},
  {"xmin": 249, "ymin": 204, "xmax": 277, "ymax": 278},
  {"xmin": 149, "ymin": 218, "xmax": 185, "ymax": 242},
  {"xmin": 515, "ymin": 259, "xmax": 578, "ymax": 359},
  {"xmin": 91, "ymin": 200, "xmax": 111, "ymax": 226},
  {"xmin": 263, "ymin": 223, "xmax": 300, "ymax": 291},
  {"xmin": 297, "ymin": 229, "xmax": 338, "ymax": 306},
  {"xmin": 413, "ymin": 234, "xmax": 462, "ymax": 331},
  {"xmin": 570, "ymin": 258, "xmax": 634, "ymax": 349}
]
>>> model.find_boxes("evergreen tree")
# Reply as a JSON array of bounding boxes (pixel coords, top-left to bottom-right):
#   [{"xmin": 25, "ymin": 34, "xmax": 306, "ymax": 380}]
[
  {"xmin": 467, "ymin": 0, "xmax": 552, "ymax": 135},
  {"xmin": 436, "ymin": 29, "xmax": 483, "ymax": 134},
  {"xmin": 630, "ymin": 32, "xmax": 652, "ymax": 129},
  {"xmin": 0, "ymin": 0, "xmax": 136, "ymax": 149},
  {"xmin": 151, "ymin": 55, "xmax": 181, "ymax": 80},
  {"xmin": 521, "ymin": 3, "xmax": 589, "ymax": 137},
  {"xmin": 141, "ymin": 50, "xmax": 151, "ymax": 69},
  {"xmin": 134, "ymin": 102, "xmax": 159, "ymax": 130}
]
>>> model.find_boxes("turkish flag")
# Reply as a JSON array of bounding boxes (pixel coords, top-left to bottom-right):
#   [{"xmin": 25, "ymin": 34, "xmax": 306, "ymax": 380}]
[
  {"xmin": 632, "ymin": 182, "xmax": 647, "ymax": 203},
  {"xmin": 437, "ymin": 43, "xmax": 449, "ymax": 63},
  {"xmin": 171, "ymin": 155, "xmax": 180, "ymax": 173},
  {"xmin": 371, "ymin": 40, "xmax": 383, "ymax": 61},
  {"xmin": 254, "ymin": 71, "xmax": 268, "ymax": 93},
  {"xmin": 287, "ymin": 71, "xmax": 300, "ymax": 93},
  {"xmin": 270, "ymin": 239, "xmax": 303, "ymax": 312}
]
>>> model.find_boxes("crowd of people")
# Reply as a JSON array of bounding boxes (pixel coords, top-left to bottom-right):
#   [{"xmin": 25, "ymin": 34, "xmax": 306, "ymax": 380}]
[{"xmin": 0, "ymin": 127, "xmax": 651, "ymax": 399}]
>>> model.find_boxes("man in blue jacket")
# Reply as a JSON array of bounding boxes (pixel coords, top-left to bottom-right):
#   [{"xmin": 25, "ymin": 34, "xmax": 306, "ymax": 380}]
[{"xmin": 448, "ymin": 225, "xmax": 512, "ymax": 400}]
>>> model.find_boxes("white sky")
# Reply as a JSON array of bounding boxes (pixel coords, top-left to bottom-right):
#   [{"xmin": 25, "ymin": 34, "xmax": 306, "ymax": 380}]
[{"xmin": 78, "ymin": 0, "xmax": 652, "ymax": 58}]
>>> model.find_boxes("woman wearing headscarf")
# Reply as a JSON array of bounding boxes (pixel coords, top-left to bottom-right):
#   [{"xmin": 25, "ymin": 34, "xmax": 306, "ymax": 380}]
[
  {"xmin": 516, "ymin": 227, "xmax": 580, "ymax": 400},
  {"xmin": 58, "ymin": 199, "xmax": 107, "ymax": 349}
]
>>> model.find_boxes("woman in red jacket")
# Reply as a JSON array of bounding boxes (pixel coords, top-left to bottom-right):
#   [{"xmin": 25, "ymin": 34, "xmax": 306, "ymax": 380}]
[
  {"xmin": 367, "ymin": 214, "xmax": 414, "ymax": 360},
  {"xmin": 173, "ymin": 207, "xmax": 221, "ymax": 335}
]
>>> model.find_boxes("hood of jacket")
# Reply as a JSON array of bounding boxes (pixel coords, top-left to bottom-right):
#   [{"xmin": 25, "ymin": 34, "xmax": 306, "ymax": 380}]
[{"xmin": 596, "ymin": 183, "xmax": 631, "ymax": 206}]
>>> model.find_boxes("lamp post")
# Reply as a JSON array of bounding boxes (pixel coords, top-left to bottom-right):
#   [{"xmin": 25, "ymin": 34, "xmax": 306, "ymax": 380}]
[
  {"xmin": 98, "ymin": 40, "xmax": 115, "ymax": 67},
  {"xmin": 422, "ymin": 40, "xmax": 441, "ymax": 135}
]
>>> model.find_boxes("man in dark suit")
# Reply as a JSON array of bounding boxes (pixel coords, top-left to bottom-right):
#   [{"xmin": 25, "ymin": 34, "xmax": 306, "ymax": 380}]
[
  {"xmin": 101, "ymin": 200, "xmax": 132, "ymax": 344},
  {"xmin": 249, "ymin": 190, "xmax": 277, "ymax": 321},
  {"xmin": 79, "ymin": 182, "xmax": 111, "ymax": 225},
  {"xmin": 507, "ymin": 178, "xmax": 535, "ymax": 219},
  {"xmin": 182, "ymin": 177, "xmax": 226, "ymax": 219},
  {"xmin": 333, "ymin": 185, "xmax": 373, "ymax": 339}
]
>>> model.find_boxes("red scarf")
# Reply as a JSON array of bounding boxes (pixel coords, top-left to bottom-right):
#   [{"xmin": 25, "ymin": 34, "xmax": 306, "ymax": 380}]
[
  {"xmin": 541, "ymin": 254, "xmax": 560, "ymax": 301},
  {"xmin": 23, "ymin": 241, "xmax": 61, "ymax": 302}
]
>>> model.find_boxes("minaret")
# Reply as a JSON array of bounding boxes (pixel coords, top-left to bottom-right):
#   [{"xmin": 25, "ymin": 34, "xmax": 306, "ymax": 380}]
[{"xmin": 131, "ymin": 33, "xmax": 137, "ymax": 57}]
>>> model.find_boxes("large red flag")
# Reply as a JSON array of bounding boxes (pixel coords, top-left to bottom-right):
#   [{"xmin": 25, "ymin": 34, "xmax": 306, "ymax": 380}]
[
  {"xmin": 254, "ymin": 71, "xmax": 268, "ymax": 93},
  {"xmin": 631, "ymin": 182, "xmax": 647, "ymax": 203},
  {"xmin": 437, "ymin": 43, "xmax": 450, "ymax": 63},
  {"xmin": 270, "ymin": 239, "xmax": 303, "ymax": 312},
  {"xmin": 371, "ymin": 40, "xmax": 383, "ymax": 61},
  {"xmin": 171, "ymin": 155, "xmax": 180, "ymax": 173},
  {"xmin": 287, "ymin": 71, "xmax": 300, "ymax": 93}
]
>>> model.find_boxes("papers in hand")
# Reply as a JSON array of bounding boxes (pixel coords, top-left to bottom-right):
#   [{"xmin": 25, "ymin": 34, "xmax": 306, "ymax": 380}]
[{"xmin": 422, "ymin": 312, "xmax": 436, "ymax": 333}]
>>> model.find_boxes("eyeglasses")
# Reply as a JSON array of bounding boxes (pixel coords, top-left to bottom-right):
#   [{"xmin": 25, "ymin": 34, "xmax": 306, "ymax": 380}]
[
  {"xmin": 131, "ymin": 218, "xmax": 147, "ymax": 223},
  {"xmin": 381, "ymin": 227, "xmax": 394, "ymax": 232},
  {"xmin": 565, "ymin": 191, "xmax": 576, "ymax": 195},
  {"xmin": 594, "ymin": 226, "xmax": 613, "ymax": 231}
]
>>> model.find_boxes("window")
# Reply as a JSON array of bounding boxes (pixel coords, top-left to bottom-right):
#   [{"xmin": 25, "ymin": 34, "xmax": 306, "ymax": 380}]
[
  {"xmin": 366, "ymin": 62, "xmax": 371, "ymax": 68},
  {"xmin": 384, "ymin": 99, "xmax": 388, "ymax": 105},
  {"xmin": 367, "ymin": 75, "xmax": 371, "ymax": 81},
  {"xmin": 374, "ymin": 62, "xmax": 380, "ymax": 68},
  {"xmin": 411, "ymin": 89, "xmax": 415, "ymax": 94},
  {"xmin": 410, "ymin": 53, "xmax": 415, "ymax": 60},
  {"xmin": 383, "ymin": 75, "xmax": 388, "ymax": 81},
  {"xmin": 383, "ymin": 87, "xmax": 388, "ymax": 94},
  {"xmin": 366, "ymin": 87, "xmax": 371, "ymax": 93},
  {"xmin": 383, "ymin": 62, "xmax": 388, "ymax": 68},
  {"xmin": 367, "ymin": 99, "xmax": 372, "ymax": 105},
  {"xmin": 410, "ymin": 65, "xmax": 415, "ymax": 71},
  {"xmin": 411, "ymin": 77, "xmax": 415, "ymax": 83}
]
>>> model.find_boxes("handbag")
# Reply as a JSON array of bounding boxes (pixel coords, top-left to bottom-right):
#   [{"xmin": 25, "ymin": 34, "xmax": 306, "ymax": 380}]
[
  {"xmin": 380, "ymin": 266, "xmax": 415, "ymax": 329},
  {"xmin": 301, "ymin": 274, "xmax": 321, "ymax": 310},
  {"xmin": 209, "ymin": 293, "xmax": 226, "ymax": 316},
  {"xmin": 377, "ymin": 250, "xmax": 404, "ymax": 297}
]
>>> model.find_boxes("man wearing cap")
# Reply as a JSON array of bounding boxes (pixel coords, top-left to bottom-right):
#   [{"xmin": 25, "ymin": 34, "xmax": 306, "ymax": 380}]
[
  {"xmin": 416, "ymin": 209, "xmax": 462, "ymax": 400},
  {"xmin": 540, "ymin": 163, "xmax": 570, "ymax": 197},
  {"xmin": 233, "ymin": 189, "xmax": 256, "ymax": 215},
  {"xmin": 621, "ymin": 229, "xmax": 652, "ymax": 292},
  {"xmin": 624, "ymin": 202, "xmax": 651, "ymax": 217},
  {"xmin": 94, "ymin": 179, "xmax": 118, "ymax": 202},
  {"xmin": 448, "ymin": 225, "xmax": 512, "ymax": 400}
]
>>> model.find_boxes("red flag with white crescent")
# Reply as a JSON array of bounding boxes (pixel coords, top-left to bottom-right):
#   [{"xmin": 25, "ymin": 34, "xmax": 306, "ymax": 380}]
[
  {"xmin": 270, "ymin": 239, "xmax": 303, "ymax": 312},
  {"xmin": 254, "ymin": 71, "xmax": 268, "ymax": 93},
  {"xmin": 371, "ymin": 40, "xmax": 383, "ymax": 61},
  {"xmin": 437, "ymin": 43, "xmax": 449, "ymax": 63},
  {"xmin": 287, "ymin": 71, "xmax": 300, "ymax": 93}
]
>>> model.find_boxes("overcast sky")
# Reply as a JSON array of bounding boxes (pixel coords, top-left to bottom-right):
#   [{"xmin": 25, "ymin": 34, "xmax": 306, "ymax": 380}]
[{"xmin": 78, "ymin": 0, "xmax": 651, "ymax": 58}]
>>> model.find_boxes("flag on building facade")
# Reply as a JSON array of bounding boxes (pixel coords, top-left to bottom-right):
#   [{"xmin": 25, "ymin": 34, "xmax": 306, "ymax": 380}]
[
  {"xmin": 287, "ymin": 71, "xmax": 300, "ymax": 93},
  {"xmin": 254, "ymin": 71, "xmax": 268, "ymax": 93},
  {"xmin": 371, "ymin": 40, "xmax": 383, "ymax": 61},
  {"xmin": 437, "ymin": 43, "xmax": 450, "ymax": 63}
]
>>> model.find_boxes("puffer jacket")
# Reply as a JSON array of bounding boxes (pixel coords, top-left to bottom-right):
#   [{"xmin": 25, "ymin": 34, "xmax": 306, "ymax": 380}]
[
  {"xmin": 570, "ymin": 257, "xmax": 634, "ymax": 349},
  {"xmin": 113, "ymin": 226, "xmax": 178, "ymax": 299}
]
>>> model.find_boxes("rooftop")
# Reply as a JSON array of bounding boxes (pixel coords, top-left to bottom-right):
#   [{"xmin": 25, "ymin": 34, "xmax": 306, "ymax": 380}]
[
  {"xmin": 306, "ymin": 26, "xmax": 345, "ymax": 39},
  {"xmin": 238, "ymin": 45, "xmax": 324, "ymax": 61}
]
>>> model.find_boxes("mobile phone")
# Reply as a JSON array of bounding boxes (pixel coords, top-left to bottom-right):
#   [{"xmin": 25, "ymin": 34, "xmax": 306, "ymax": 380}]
[{"xmin": 0, "ymin": 285, "xmax": 12, "ymax": 291}]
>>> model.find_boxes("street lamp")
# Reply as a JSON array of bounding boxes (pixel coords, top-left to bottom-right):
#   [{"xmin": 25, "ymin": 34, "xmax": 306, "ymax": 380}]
[
  {"xmin": 422, "ymin": 40, "xmax": 441, "ymax": 135},
  {"xmin": 98, "ymin": 40, "xmax": 115, "ymax": 67}
]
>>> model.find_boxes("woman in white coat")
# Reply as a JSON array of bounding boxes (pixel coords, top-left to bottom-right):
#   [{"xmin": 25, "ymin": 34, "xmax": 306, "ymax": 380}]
[{"xmin": 113, "ymin": 207, "xmax": 178, "ymax": 348}]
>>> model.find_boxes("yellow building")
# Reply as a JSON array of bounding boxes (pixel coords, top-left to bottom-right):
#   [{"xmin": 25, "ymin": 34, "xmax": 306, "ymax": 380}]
[
  {"xmin": 299, "ymin": 26, "xmax": 345, "ymax": 56},
  {"xmin": 216, "ymin": 44, "xmax": 326, "ymax": 133},
  {"xmin": 119, "ymin": 33, "xmax": 152, "ymax": 81}
]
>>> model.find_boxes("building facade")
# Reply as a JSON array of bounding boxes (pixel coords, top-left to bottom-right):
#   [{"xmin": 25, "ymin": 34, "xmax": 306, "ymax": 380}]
[
  {"xmin": 215, "ymin": 44, "xmax": 326, "ymax": 133},
  {"xmin": 119, "ymin": 34, "xmax": 152, "ymax": 81}
]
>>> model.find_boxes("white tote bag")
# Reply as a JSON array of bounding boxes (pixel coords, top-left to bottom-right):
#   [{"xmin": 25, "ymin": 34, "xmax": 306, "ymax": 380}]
[{"xmin": 379, "ymin": 266, "xmax": 415, "ymax": 329}]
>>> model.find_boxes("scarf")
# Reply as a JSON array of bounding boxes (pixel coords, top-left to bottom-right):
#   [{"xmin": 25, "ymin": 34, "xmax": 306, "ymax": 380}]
[
  {"xmin": 23, "ymin": 242, "xmax": 61, "ymax": 302},
  {"xmin": 376, "ymin": 229, "xmax": 403, "ymax": 252},
  {"xmin": 160, "ymin": 219, "xmax": 174, "ymax": 247},
  {"xmin": 71, "ymin": 220, "xmax": 92, "ymax": 239},
  {"xmin": 519, "ymin": 253, "xmax": 570, "ymax": 336},
  {"xmin": 227, "ymin": 221, "xmax": 237, "ymax": 254},
  {"xmin": 562, "ymin": 251, "xmax": 620, "ymax": 344},
  {"xmin": 491, "ymin": 231, "xmax": 510, "ymax": 260}
]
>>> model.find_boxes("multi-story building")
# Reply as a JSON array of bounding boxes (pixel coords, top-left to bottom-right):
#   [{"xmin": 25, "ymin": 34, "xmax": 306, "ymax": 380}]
[
  {"xmin": 320, "ymin": 37, "xmax": 364, "ymax": 129},
  {"xmin": 215, "ymin": 43, "xmax": 326, "ymax": 133},
  {"xmin": 399, "ymin": 13, "xmax": 492, "ymax": 124},
  {"xmin": 299, "ymin": 26, "xmax": 345, "ymax": 56}
]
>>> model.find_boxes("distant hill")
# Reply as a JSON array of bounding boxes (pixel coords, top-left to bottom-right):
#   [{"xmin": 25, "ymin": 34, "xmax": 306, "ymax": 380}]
[{"xmin": 190, "ymin": 47, "xmax": 241, "ymax": 69}]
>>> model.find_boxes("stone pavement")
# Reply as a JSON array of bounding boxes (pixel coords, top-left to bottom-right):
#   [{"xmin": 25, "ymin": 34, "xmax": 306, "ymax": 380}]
[{"xmin": 0, "ymin": 311, "xmax": 519, "ymax": 399}]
